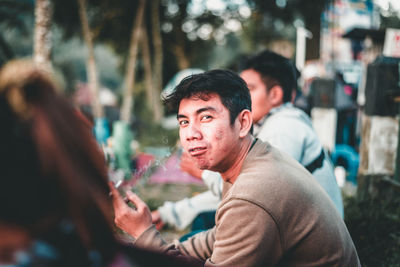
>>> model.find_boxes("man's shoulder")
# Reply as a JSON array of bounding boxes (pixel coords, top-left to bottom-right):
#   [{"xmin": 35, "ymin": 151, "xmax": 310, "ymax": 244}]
[
  {"xmin": 268, "ymin": 105, "xmax": 311, "ymax": 125},
  {"xmin": 225, "ymin": 142, "xmax": 309, "ymax": 205},
  {"xmin": 257, "ymin": 106, "xmax": 315, "ymax": 145},
  {"xmin": 224, "ymin": 140, "xmax": 329, "ymax": 214}
]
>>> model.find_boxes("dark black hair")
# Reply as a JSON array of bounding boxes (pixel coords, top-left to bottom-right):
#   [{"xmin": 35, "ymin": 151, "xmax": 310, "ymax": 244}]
[
  {"xmin": 241, "ymin": 50, "xmax": 299, "ymax": 103},
  {"xmin": 163, "ymin": 69, "xmax": 251, "ymax": 125}
]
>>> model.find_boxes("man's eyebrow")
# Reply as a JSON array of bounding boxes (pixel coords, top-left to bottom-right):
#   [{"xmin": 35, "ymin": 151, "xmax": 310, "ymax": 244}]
[
  {"xmin": 196, "ymin": 107, "xmax": 217, "ymax": 114},
  {"xmin": 177, "ymin": 106, "xmax": 217, "ymax": 119},
  {"xmin": 177, "ymin": 114, "xmax": 187, "ymax": 119}
]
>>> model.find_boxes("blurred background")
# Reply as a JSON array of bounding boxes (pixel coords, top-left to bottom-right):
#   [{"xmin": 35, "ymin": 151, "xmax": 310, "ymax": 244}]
[{"xmin": 1, "ymin": 0, "xmax": 400, "ymax": 266}]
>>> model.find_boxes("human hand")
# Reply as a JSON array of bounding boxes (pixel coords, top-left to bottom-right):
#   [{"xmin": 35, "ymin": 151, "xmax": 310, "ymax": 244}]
[
  {"xmin": 109, "ymin": 182, "xmax": 152, "ymax": 238},
  {"xmin": 180, "ymin": 152, "xmax": 203, "ymax": 179},
  {"xmin": 151, "ymin": 210, "xmax": 165, "ymax": 230}
]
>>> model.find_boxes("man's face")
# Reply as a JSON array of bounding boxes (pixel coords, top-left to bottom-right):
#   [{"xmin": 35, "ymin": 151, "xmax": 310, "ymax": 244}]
[
  {"xmin": 178, "ymin": 93, "xmax": 242, "ymax": 173},
  {"xmin": 240, "ymin": 69, "xmax": 274, "ymax": 123}
]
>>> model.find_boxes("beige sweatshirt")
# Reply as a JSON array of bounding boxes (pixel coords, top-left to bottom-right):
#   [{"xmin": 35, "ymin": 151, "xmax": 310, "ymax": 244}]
[{"xmin": 135, "ymin": 140, "xmax": 360, "ymax": 267}]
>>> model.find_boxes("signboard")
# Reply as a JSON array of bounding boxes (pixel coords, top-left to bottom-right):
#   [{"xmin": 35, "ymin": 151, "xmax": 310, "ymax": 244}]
[{"xmin": 383, "ymin": 28, "xmax": 400, "ymax": 58}]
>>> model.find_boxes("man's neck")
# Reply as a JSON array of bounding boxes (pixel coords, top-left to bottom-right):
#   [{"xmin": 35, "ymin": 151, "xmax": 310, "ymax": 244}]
[{"xmin": 220, "ymin": 135, "xmax": 254, "ymax": 184}]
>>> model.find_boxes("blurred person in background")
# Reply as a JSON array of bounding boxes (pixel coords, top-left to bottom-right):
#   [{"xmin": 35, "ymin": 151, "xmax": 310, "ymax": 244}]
[
  {"xmin": 239, "ymin": 50, "xmax": 343, "ymax": 217},
  {"xmin": 0, "ymin": 60, "xmax": 198, "ymax": 267}
]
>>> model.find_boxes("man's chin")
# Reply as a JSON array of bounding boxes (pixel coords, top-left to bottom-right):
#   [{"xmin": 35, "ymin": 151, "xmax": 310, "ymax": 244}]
[
  {"xmin": 197, "ymin": 165, "xmax": 209, "ymax": 170},
  {"xmin": 196, "ymin": 161, "xmax": 211, "ymax": 171}
]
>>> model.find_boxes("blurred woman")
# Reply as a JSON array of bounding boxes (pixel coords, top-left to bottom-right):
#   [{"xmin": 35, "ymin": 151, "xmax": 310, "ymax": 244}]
[{"xmin": 0, "ymin": 60, "xmax": 198, "ymax": 267}]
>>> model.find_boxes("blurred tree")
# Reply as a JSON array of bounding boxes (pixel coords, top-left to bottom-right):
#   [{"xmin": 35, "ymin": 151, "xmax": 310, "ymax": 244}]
[
  {"xmin": 296, "ymin": 0, "xmax": 326, "ymax": 60},
  {"xmin": 3, "ymin": 0, "xmax": 334, "ymax": 119},
  {"xmin": 52, "ymin": 0, "xmax": 250, "ymax": 109},
  {"xmin": 167, "ymin": 1, "xmax": 190, "ymax": 70},
  {"xmin": 120, "ymin": 0, "xmax": 145, "ymax": 123},
  {"xmin": 246, "ymin": 0, "xmax": 327, "ymax": 60},
  {"xmin": 0, "ymin": 0, "xmax": 33, "ymax": 65},
  {"xmin": 77, "ymin": 0, "xmax": 103, "ymax": 119},
  {"xmin": 140, "ymin": 23, "xmax": 163, "ymax": 122},
  {"xmin": 151, "ymin": 0, "xmax": 163, "ymax": 113},
  {"xmin": 33, "ymin": 0, "xmax": 52, "ymax": 69}
]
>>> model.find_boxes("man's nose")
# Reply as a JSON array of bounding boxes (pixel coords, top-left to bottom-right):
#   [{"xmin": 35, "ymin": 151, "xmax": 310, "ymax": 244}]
[{"xmin": 185, "ymin": 123, "xmax": 202, "ymax": 140}]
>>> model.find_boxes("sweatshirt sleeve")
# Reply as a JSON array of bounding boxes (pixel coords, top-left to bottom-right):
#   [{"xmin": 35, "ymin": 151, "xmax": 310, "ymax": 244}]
[
  {"xmin": 158, "ymin": 190, "xmax": 220, "ymax": 230},
  {"xmin": 136, "ymin": 199, "xmax": 283, "ymax": 266},
  {"xmin": 134, "ymin": 224, "xmax": 216, "ymax": 262}
]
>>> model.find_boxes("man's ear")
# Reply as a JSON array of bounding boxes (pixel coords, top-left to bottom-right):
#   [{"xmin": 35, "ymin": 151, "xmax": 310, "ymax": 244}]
[
  {"xmin": 237, "ymin": 109, "xmax": 253, "ymax": 138},
  {"xmin": 269, "ymin": 85, "xmax": 284, "ymax": 106}
]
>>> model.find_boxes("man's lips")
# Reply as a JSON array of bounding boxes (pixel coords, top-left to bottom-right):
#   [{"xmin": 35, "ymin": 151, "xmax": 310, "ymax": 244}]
[{"xmin": 188, "ymin": 146, "xmax": 207, "ymax": 156}]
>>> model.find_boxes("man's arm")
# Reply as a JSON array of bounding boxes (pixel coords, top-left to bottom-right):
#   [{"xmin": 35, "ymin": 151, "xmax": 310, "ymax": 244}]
[
  {"xmin": 135, "ymin": 224, "xmax": 216, "ymax": 262},
  {"xmin": 155, "ymin": 198, "xmax": 283, "ymax": 266},
  {"xmin": 201, "ymin": 198, "xmax": 283, "ymax": 266},
  {"xmin": 139, "ymin": 200, "xmax": 284, "ymax": 266},
  {"xmin": 109, "ymin": 182, "xmax": 152, "ymax": 238},
  {"xmin": 110, "ymin": 184, "xmax": 283, "ymax": 266},
  {"xmin": 110, "ymin": 182, "xmax": 215, "ymax": 261}
]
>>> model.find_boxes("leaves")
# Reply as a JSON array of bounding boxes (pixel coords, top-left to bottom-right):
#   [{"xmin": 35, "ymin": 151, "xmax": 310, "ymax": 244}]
[{"xmin": 345, "ymin": 192, "xmax": 400, "ymax": 266}]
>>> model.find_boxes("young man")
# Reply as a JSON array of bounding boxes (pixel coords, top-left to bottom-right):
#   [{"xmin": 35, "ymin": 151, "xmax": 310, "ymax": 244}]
[
  {"xmin": 240, "ymin": 50, "xmax": 343, "ymax": 217},
  {"xmin": 152, "ymin": 50, "xmax": 343, "ymax": 232},
  {"xmin": 110, "ymin": 69, "xmax": 360, "ymax": 266}
]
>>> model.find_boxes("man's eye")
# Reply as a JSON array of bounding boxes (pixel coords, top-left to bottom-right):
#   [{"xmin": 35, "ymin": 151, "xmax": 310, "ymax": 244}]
[
  {"xmin": 201, "ymin": 115, "xmax": 212, "ymax": 121},
  {"xmin": 179, "ymin": 120, "xmax": 189, "ymax": 126}
]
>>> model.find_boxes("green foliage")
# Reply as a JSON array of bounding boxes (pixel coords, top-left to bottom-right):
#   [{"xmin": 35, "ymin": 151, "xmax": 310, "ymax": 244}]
[
  {"xmin": 344, "ymin": 193, "xmax": 400, "ymax": 267},
  {"xmin": 380, "ymin": 14, "xmax": 400, "ymax": 30},
  {"xmin": 132, "ymin": 87, "xmax": 178, "ymax": 148},
  {"xmin": 0, "ymin": 0, "xmax": 34, "ymax": 64},
  {"xmin": 0, "ymin": 0, "xmax": 33, "ymax": 29},
  {"xmin": 134, "ymin": 115, "xmax": 179, "ymax": 149}
]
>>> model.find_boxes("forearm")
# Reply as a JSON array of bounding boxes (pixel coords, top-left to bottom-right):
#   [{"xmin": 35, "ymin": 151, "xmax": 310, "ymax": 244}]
[{"xmin": 135, "ymin": 224, "xmax": 214, "ymax": 262}]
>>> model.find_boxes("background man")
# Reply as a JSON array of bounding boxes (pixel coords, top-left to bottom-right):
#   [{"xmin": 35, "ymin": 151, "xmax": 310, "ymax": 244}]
[
  {"xmin": 240, "ymin": 50, "xmax": 343, "ymax": 216},
  {"xmin": 110, "ymin": 69, "xmax": 359, "ymax": 266}
]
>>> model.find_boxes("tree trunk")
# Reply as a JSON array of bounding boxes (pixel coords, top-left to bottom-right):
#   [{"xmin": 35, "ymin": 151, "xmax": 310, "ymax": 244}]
[
  {"xmin": 140, "ymin": 25, "xmax": 162, "ymax": 122},
  {"xmin": 151, "ymin": 0, "xmax": 163, "ymax": 113},
  {"xmin": 33, "ymin": 0, "xmax": 52, "ymax": 70},
  {"xmin": 171, "ymin": 1, "xmax": 190, "ymax": 71},
  {"xmin": 120, "ymin": 0, "xmax": 146, "ymax": 123},
  {"xmin": 173, "ymin": 44, "xmax": 190, "ymax": 71},
  {"xmin": 297, "ymin": 0, "xmax": 326, "ymax": 61},
  {"xmin": 77, "ymin": 0, "xmax": 103, "ymax": 118},
  {"xmin": 0, "ymin": 35, "xmax": 14, "ymax": 60}
]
